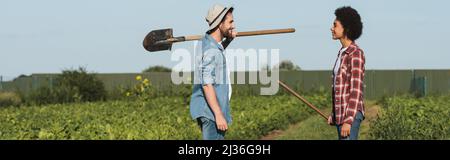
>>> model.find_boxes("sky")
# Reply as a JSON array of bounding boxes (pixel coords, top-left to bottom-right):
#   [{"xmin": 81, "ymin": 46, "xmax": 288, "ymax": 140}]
[{"xmin": 1, "ymin": 0, "xmax": 449, "ymax": 81}]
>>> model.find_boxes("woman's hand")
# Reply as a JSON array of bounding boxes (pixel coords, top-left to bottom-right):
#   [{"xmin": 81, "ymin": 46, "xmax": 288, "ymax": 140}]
[
  {"xmin": 327, "ymin": 115, "xmax": 335, "ymax": 125},
  {"xmin": 340, "ymin": 123, "xmax": 351, "ymax": 137}
]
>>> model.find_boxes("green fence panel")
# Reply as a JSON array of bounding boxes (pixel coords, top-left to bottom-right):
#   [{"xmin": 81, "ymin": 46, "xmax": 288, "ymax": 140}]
[{"xmin": 1, "ymin": 70, "xmax": 449, "ymax": 100}]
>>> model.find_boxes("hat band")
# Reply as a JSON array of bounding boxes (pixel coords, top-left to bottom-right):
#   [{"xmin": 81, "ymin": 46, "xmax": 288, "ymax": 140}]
[{"xmin": 208, "ymin": 7, "xmax": 227, "ymax": 26}]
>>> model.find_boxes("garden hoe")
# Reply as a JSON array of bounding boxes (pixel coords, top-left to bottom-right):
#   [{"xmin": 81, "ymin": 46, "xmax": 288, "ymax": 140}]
[{"xmin": 143, "ymin": 28, "xmax": 295, "ymax": 52}]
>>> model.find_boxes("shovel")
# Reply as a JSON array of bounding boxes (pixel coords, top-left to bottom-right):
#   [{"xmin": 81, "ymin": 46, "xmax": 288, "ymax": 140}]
[
  {"xmin": 143, "ymin": 28, "xmax": 295, "ymax": 52},
  {"xmin": 278, "ymin": 80, "xmax": 328, "ymax": 120}
]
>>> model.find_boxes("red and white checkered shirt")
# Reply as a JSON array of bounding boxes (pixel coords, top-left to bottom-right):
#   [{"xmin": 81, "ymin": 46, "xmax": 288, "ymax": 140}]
[{"xmin": 331, "ymin": 42, "xmax": 365, "ymax": 125}]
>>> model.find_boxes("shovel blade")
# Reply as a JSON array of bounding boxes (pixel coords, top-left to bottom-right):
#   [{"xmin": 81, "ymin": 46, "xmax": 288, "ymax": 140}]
[{"xmin": 143, "ymin": 28, "xmax": 173, "ymax": 52}]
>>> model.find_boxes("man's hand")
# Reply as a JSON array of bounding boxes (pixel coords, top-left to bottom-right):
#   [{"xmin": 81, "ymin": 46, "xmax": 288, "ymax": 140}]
[
  {"xmin": 327, "ymin": 115, "xmax": 335, "ymax": 125},
  {"xmin": 229, "ymin": 29, "xmax": 237, "ymax": 39},
  {"xmin": 340, "ymin": 123, "xmax": 351, "ymax": 138},
  {"xmin": 215, "ymin": 114, "xmax": 228, "ymax": 131}
]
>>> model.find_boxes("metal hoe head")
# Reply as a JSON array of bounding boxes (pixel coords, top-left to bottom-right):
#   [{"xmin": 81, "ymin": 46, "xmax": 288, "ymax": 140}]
[{"xmin": 143, "ymin": 28, "xmax": 173, "ymax": 52}]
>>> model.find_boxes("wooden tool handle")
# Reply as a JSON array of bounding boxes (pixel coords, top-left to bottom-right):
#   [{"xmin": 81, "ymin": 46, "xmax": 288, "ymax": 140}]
[
  {"xmin": 237, "ymin": 28, "xmax": 295, "ymax": 37},
  {"xmin": 278, "ymin": 80, "xmax": 328, "ymax": 120},
  {"xmin": 184, "ymin": 35, "xmax": 203, "ymax": 41},
  {"xmin": 183, "ymin": 28, "xmax": 295, "ymax": 41}
]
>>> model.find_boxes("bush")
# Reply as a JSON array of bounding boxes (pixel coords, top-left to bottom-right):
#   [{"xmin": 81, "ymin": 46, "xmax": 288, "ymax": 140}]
[
  {"xmin": 56, "ymin": 67, "xmax": 106, "ymax": 102},
  {"xmin": 28, "ymin": 67, "xmax": 106, "ymax": 105},
  {"xmin": 28, "ymin": 87, "xmax": 55, "ymax": 105},
  {"xmin": 274, "ymin": 60, "xmax": 301, "ymax": 71},
  {"xmin": 143, "ymin": 65, "xmax": 172, "ymax": 72},
  {"xmin": 0, "ymin": 92, "xmax": 22, "ymax": 107},
  {"xmin": 370, "ymin": 95, "xmax": 450, "ymax": 140}
]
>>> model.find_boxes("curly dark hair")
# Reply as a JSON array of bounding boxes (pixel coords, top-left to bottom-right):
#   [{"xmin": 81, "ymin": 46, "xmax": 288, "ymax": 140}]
[{"xmin": 335, "ymin": 6, "xmax": 363, "ymax": 41}]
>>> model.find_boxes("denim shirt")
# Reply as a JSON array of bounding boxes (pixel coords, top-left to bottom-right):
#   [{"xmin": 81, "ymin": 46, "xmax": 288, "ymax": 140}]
[{"xmin": 189, "ymin": 34, "xmax": 232, "ymax": 124}]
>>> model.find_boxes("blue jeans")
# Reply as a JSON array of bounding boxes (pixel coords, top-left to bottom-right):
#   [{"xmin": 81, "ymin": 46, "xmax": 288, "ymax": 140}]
[
  {"xmin": 197, "ymin": 117, "xmax": 226, "ymax": 140},
  {"xmin": 336, "ymin": 111, "xmax": 364, "ymax": 140}
]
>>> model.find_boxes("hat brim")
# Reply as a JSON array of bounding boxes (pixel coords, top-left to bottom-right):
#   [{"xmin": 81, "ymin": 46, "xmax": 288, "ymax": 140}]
[{"xmin": 208, "ymin": 6, "xmax": 234, "ymax": 32}]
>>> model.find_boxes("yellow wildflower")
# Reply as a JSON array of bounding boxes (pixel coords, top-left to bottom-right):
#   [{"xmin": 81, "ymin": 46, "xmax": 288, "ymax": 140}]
[
  {"xmin": 136, "ymin": 75, "xmax": 142, "ymax": 81},
  {"xmin": 143, "ymin": 78, "xmax": 149, "ymax": 85}
]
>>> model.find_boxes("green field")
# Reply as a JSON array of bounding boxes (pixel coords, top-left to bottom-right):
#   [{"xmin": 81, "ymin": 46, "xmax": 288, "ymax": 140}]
[
  {"xmin": 0, "ymin": 95, "xmax": 329, "ymax": 140},
  {"xmin": 0, "ymin": 94, "xmax": 448, "ymax": 140}
]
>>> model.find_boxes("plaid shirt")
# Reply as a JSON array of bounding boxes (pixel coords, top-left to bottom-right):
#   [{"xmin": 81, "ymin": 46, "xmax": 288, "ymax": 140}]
[{"xmin": 331, "ymin": 42, "xmax": 365, "ymax": 125}]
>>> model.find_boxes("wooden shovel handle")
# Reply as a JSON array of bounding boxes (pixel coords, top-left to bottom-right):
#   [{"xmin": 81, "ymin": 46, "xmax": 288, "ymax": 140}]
[
  {"xmin": 184, "ymin": 35, "xmax": 203, "ymax": 41},
  {"xmin": 237, "ymin": 28, "xmax": 295, "ymax": 37},
  {"xmin": 183, "ymin": 28, "xmax": 295, "ymax": 41}
]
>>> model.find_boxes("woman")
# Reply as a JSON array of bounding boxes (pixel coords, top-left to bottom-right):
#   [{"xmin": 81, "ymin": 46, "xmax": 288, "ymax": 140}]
[{"xmin": 327, "ymin": 6, "xmax": 365, "ymax": 140}]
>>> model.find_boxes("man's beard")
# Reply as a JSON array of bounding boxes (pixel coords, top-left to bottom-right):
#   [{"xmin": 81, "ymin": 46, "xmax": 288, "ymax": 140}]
[{"xmin": 221, "ymin": 28, "xmax": 232, "ymax": 38}]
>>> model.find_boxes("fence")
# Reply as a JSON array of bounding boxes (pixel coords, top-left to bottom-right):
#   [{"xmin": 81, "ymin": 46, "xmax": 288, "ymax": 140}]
[{"xmin": 1, "ymin": 70, "xmax": 449, "ymax": 100}]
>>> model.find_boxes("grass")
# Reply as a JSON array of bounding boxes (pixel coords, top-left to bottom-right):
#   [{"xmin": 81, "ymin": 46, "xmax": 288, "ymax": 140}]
[
  {"xmin": 268, "ymin": 101, "xmax": 380, "ymax": 140},
  {"xmin": 276, "ymin": 115, "xmax": 336, "ymax": 140}
]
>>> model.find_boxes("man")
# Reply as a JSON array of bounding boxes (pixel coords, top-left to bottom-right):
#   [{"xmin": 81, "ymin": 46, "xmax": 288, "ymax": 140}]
[
  {"xmin": 189, "ymin": 4, "xmax": 236, "ymax": 140},
  {"xmin": 327, "ymin": 6, "xmax": 365, "ymax": 140}
]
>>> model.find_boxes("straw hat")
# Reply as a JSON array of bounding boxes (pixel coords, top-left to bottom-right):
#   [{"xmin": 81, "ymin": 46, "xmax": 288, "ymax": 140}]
[{"xmin": 205, "ymin": 4, "xmax": 234, "ymax": 32}]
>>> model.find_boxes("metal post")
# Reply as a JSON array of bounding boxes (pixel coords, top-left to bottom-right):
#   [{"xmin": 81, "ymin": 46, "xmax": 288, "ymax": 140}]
[{"xmin": 0, "ymin": 75, "xmax": 3, "ymax": 90}]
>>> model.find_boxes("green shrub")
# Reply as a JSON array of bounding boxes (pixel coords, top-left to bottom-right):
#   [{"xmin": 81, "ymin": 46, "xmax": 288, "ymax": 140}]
[
  {"xmin": 275, "ymin": 60, "xmax": 301, "ymax": 71},
  {"xmin": 28, "ymin": 67, "xmax": 106, "ymax": 105},
  {"xmin": 370, "ymin": 95, "xmax": 450, "ymax": 140},
  {"xmin": 178, "ymin": 84, "xmax": 192, "ymax": 105},
  {"xmin": 56, "ymin": 67, "xmax": 106, "ymax": 102},
  {"xmin": 143, "ymin": 65, "xmax": 172, "ymax": 72},
  {"xmin": 28, "ymin": 87, "xmax": 55, "ymax": 105},
  {"xmin": 0, "ymin": 92, "xmax": 22, "ymax": 107}
]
